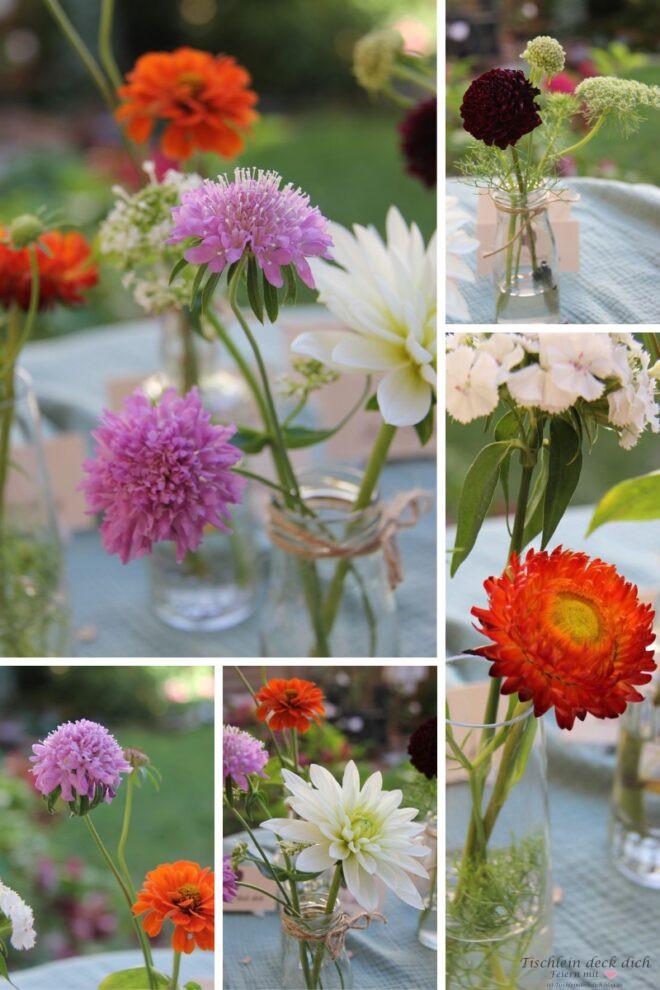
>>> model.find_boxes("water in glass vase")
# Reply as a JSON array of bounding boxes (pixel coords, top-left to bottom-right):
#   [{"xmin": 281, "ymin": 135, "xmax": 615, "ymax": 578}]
[{"xmin": 610, "ymin": 693, "xmax": 660, "ymax": 889}]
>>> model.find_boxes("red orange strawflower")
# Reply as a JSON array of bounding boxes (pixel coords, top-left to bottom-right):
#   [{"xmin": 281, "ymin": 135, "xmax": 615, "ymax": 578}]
[
  {"xmin": 132, "ymin": 861, "xmax": 214, "ymax": 954},
  {"xmin": 116, "ymin": 47, "xmax": 258, "ymax": 162},
  {"xmin": 0, "ymin": 229, "xmax": 98, "ymax": 311},
  {"xmin": 255, "ymin": 678, "xmax": 325, "ymax": 733},
  {"xmin": 472, "ymin": 547, "xmax": 656, "ymax": 730}
]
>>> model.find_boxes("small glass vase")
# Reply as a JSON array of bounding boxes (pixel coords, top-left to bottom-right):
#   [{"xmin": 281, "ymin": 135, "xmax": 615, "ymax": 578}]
[
  {"xmin": 281, "ymin": 901, "xmax": 353, "ymax": 990},
  {"xmin": 609, "ymin": 687, "xmax": 660, "ymax": 888},
  {"xmin": 261, "ymin": 469, "xmax": 398, "ymax": 658},
  {"xmin": 0, "ymin": 369, "xmax": 70, "ymax": 657},
  {"xmin": 491, "ymin": 187, "xmax": 560, "ymax": 325},
  {"xmin": 446, "ymin": 656, "xmax": 553, "ymax": 990},
  {"xmin": 146, "ymin": 307, "xmax": 260, "ymax": 631},
  {"xmin": 418, "ymin": 811, "xmax": 438, "ymax": 950}
]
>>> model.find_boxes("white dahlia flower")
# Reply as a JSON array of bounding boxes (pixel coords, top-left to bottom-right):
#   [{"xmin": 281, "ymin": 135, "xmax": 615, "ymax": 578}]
[
  {"xmin": 292, "ymin": 207, "xmax": 436, "ymax": 428},
  {"xmin": 0, "ymin": 882, "xmax": 36, "ymax": 951},
  {"xmin": 262, "ymin": 761, "xmax": 429, "ymax": 911}
]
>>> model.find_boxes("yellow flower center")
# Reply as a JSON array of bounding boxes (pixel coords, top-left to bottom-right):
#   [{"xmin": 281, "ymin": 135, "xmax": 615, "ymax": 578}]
[
  {"xmin": 551, "ymin": 593, "xmax": 602, "ymax": 644},
  {"xmin": 176, "ymin": 883, "xmax": 201, "ymax": 912}
]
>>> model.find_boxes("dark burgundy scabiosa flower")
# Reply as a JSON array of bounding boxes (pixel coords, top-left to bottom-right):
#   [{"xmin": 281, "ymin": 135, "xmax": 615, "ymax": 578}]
[
  {"xmin": 460, "ymin": 69, "xmax": 542, "ymax": 150},
  {"xmin": 408, "ymin": 716, "xmax": 437, "ymax": 779},
  {"xmin": 399, "ymin": 96, "xmax": 437, "ymax": 188}
]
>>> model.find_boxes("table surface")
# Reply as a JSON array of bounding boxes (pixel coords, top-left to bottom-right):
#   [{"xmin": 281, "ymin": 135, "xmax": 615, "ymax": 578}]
[
  {"xmin": 447, "ymin": 177, "xmax": 660, "ymax": 325},
  {"xmin": 223, "ymin": 830, "xmax": 437, "ymax": 990},
  {"xmin": 16, "ymin": 948, "xmax": 213, "ymax": 989},
  {"xmin": 22, "ymin": 312, "xmax": 436, "ymax": 658},
  {"xmin": 447, "ymin": 507, "xmax": 660, "ymax": 989}
]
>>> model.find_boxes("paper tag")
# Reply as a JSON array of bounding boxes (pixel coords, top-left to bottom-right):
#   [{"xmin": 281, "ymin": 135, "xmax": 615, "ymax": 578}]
[
  {"xmin": 475, "ymin": 189, "xmax": 580, "ymax": 275},
  {"xmin": 6, "ymin": 432, "xmax": 90, "ymax": 533},
  {"xmin": 223, "ymin": 864, "xmax": 278, "ymax": 914}
]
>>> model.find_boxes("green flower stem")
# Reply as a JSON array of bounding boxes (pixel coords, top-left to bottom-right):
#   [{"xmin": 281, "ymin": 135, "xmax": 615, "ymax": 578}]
[
  {"xmin": 170, "ymin": 950, "xmax": 181, "ymax": 990},
  {"xmin": 233, "ymin": 467, "xmax": 308, "ymax": 515},
  {"xmin": 321, "ymin": 421, "xmax": 397, "ymax": 634},
  {"xmin": 510, "ymin": 147, "xmax": 539, "ymax": 273},
  {"xmin": 227, "ymin": 804, "xmax": 292, "ymax": 909},
  {"xmin": 206, "ymin": 310, "xmax": 270, "ymax": 430},
  {"xmin": 309, "ymin": 863, "xmax": 343, "ymax": 989},
  {"xmin": 283, "ymin": 848, "xmax": 314, "ymax": 987},
  {"xmin": 550, "ymin": 113, "xmax": 606, "ymax": 162},
  {"xmin": 291, "ymin": 729, "xmax": 299, "ymax": 772},
  {"xmin": 180, "ymin": 318, "xmax": 200, "ymax": 393},
  {"xmin": 83, "ymin": 816, "xmax": 157, "ymax": 989},
  {"xmin": 236, "ymin": 881, "xmax": 292, "ymax": 911},
  {"xmin": 392, "ymin": 63, "xmax": 437, "ymax": 93},
  {"xmin": 98, "ymin": 0, "xmax": 122, "ymax": 90},
  {"xmin": 42, "ymin": 0, "xmax": 117, "ymax": 110},
  {"xmin": 117, "ymin": 772, "xmax": 138, "ymax": 901}
]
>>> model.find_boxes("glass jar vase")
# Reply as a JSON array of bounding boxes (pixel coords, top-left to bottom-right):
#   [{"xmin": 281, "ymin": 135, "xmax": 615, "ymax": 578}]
[
  {"xmin": 0, "ymin": 369, "xmax": 70, "ymax": 657},
  {"xmin": 418, "ymin": 811, "xmax": 438, "ymax": 950},
  {"xmin": 446, "ymin": 656, "xmax": 553, "ymax": 990},
  {"xmin": 491, "ymin": 188, "xmax": 560, "ymax": 325},
  {"xmin": 146, "ymin": 307, "xmax": 260, "ymax": 631},
  {"xmin": 609, "ymin": 687, "xmax": 660, "ymax": 888},
  {"xmin": 281, "ymin": 901, "xmax": 353, "ymax": 990},
  {"xmin": 261, "ymin": 469, "xmax": 398, "ymax": 658}
]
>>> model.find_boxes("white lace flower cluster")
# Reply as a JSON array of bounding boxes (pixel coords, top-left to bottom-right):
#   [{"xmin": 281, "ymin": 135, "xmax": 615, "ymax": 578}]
[
  {"xmin": 0, "ymin": 881, "xmax": 36, "ymax": 951},
  {"xmin": 98, "ymin": 162, "xmax": 202, "ymax": 315},
  {"xmin": 446, "ymin": 332, "xmax": 659, "ymax": 449}
]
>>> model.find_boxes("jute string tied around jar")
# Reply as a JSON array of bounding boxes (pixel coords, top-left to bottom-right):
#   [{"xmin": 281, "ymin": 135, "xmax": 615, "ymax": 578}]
[
  {"xmin": 281, "ymin": 908, "xmax": 387, "ymax": 960},
  {"xmin": 268, "ymin": 488, "xmax": 433, "ymax": 590},
  {"xmin": 482, "ymin": 190, "xmax": 577, "ymax": 259}
]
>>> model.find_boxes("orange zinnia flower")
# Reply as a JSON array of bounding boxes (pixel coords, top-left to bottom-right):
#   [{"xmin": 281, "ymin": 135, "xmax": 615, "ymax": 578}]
[
  {"xmin": 132, "ymin": 861, "xmax": 214, "ymax": 954},
  {"xmin": 0, "ymin": 229, "xmax": 98, "ymax": 311},
  {"xmin": 472, "ymin": 547, "xmax": 656, "ymax": 730},
  {"xmin": 116, "ymin": 47, "xmax": 258, "ymax": 161},
  {"xmin": 255, "ymin": 678, "xmax": 325, "ymax": 733}
]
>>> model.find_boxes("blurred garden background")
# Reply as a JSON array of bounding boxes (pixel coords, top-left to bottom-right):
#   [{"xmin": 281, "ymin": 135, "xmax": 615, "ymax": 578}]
[
  {"xmin": 0, "ymin": 0, "xmax": 436, "ymax": 339},
  {"xmin": 447, "ymin": 0, "xmax": 660, "ymax": 183},
  {"xmin": 0, "ymin": 665, "xmax": 213, "ymax": 968},
  {"xmin": 223, "ymin": 665, "xmax": 437, "ymax": 837}
]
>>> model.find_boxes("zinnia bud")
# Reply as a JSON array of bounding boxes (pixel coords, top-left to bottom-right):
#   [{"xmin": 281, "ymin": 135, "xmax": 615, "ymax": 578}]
[
  {"xmin": 353, "ymin": 28, "xmax": 403, "ymax": 92},
  {"xmin": 9, "ymin": 214, "xmax": 45, "ymax": 249},
  {"xmin": 520, "ymin": 36, "xmax": 566, "ymax": 77}
]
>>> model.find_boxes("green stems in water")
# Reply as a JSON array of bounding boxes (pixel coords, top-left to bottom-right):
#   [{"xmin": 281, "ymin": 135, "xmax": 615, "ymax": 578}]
[{"xmin": 309, "ymin": 864, "xmax": 343, "ymax": 989}]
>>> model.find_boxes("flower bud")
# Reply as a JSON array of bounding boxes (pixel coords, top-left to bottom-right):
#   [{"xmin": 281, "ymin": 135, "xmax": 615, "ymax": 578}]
[
  {"xmin": 123, "ymin": 747, "xmax": 150, "ymax": 769},
  {"xmin": 520, "ymin": 36, "xmax": 566, "ymax": 77},
  {"xmin": 9, "ymin": 214, "xmax": 44, "ymax": 249},
  {"xmin": 353, "ymin": 28, "xmax": 403, "ymax": 92}
]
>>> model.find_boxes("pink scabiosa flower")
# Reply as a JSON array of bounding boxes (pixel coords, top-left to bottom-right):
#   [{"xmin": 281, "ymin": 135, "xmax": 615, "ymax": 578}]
[
  {"xmin": 81, "ymin": 388, "xmax": 245, "ymax": 564},
  {"xmin": 168, "ymin": 168, "xmax": 333, "ymax": 290},
  {"xmin": 222, "ymin": 856, "xmax": 238, "ymax": 903},
  {"xmin": 30, "ymin": 719, "xmax": 132, "ymax": 815},
  {"xmin": 223, "ymin": 724, "xmax": 268, "ymax": 792}
]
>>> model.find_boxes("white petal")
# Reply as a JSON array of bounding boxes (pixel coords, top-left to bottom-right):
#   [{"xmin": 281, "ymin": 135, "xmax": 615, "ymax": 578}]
[
  {"xmin": 332, "ymin": 335, "xmax": 406, "ymax": 372},
  {"xmin": 377, "ymin": 365, "xmax": 432, "ymax": 427},
  {"xmin": 291, "ymin": 330, "xmax": 349, "ymax": 371},
  {"xmin": 342, "ymin": 761, "xmax": 360, "ymax": 809},
  {"xmin": 296, "ymin": 844, "xmax": 336, "ymax": 872},
  {"xmin": 343, "ymin": 856, "xmax": 379, "ymax": 911}
]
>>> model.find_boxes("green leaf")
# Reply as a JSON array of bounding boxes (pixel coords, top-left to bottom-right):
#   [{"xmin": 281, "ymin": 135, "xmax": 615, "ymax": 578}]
[
  {"xmin": 541, "ymin": 418, "xmax": 582, "ymax": 549},
  {"xmin": 507, "ymin": 716, "xmax": 538, "ymax": 791},
  {"xmin": 98, "ymin": 968, "xmax": 169, "ymax": 989},
  {"xmin": 450, "ymin": 441, "xmax": 513, "ymax": 576},
  {"xmin": 232, "ymin": 426, "xmax": 270, "ymax": 454},
  {"xmin": 262, "ymin": 272, "xmax": 279, "ymax": 323},
  {"xmin": 201, "ymin": 272, "xmax": 221, "ymax": 316},
  {"xmin": 185, "ymin": 983, "xmax": 203, "ymax": 990},
  {"xmin": 494, "ymin": 409, "xmax": 520, "ymax": 442},
  {"xmin": 281, "ymin": 425, "xmax": 344, "ymax": 449},
  {"xmin": 168, "ymin": 256, "xmax": 188, "ymax": 286},
  {"xmin": 189, "ymin": 262, "xmax": 208, "ymax": 307},
  {"xmin": 226, "ymin": 260, "xmax": 240, "ymax": 286},
  {"xmin": 587, "ymin": 471, "xmax": 660, "ymax": 535},
  {"xmin": 283, "ymin": 264, "xmax": 297, "ymax": 304},
  {"xmin": 246, "ymin": 255, "xmax": 264, "ymax": 323},
  {"xmin": 242, "ymin": 850, "xmax": 322, "ymax": 883},
  {"xmin": 521, "ymin": 448, "xmax": 549, "ymax": 547},
  {"xmin": 365, "ymin": 393, "xmax": 379, "ymax": 412},
  {"xmin": 414, "ymin": 404, "xmax": 434, "ymax": 446}
]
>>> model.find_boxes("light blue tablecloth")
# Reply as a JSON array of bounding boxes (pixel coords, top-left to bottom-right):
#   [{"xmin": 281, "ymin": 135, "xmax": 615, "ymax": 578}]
[
  {"xmin": 447, "ymin": 177, "xmax": 660, "ymax": 324},
  {"xmin": 21, "ymin": 314, "xmax": 436, "ymax": 658},
  {"xmin": 447, "ymin": 507, "xmax": 660, "ymax": 989},
  {"xmin": 223, "ymin": 830, "xmax": 437, "ymax": 990},
  {"xmin": 16, "ymin": 948, "xmax": 213, "ymax": 989}
]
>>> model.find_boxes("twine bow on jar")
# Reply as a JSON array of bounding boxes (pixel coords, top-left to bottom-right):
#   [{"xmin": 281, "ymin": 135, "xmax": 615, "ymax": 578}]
[
  {"xmin": 268, "ymin": 488, "xmax": 433, "ymax": 590},
  {"xmin": 482, "ymin": 189, "xmax": 577, "ymax": 260},
  {"xmin": 281, "ymin": 908, "xmax": 387, "ymax": 960}
]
